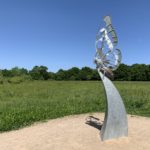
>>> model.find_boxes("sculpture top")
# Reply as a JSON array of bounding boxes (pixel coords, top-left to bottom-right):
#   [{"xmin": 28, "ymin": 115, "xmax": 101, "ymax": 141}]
[{"xmin": 94, "ymin": 16, "xmax": 122, "ymax": 79}]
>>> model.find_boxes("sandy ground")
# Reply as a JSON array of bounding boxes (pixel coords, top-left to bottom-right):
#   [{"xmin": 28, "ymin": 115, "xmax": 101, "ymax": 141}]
[{"xmin": 0, "ymin": 113, "xmax": 150, "ymax": 150}]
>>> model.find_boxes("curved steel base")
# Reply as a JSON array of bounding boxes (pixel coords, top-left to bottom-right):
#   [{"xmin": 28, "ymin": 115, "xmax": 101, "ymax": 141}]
[{"xmin": 98, "ymin": 71, "xmax": 128, "ymax": 141}]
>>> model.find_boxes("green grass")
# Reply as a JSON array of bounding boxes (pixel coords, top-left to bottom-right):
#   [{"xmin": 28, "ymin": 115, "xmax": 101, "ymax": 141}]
[{"xmin": 0, "ymin": 81, "xmax": 149, "ymax": 132}]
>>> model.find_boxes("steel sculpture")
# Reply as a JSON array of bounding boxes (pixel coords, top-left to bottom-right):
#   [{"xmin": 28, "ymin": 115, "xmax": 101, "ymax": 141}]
[{"xmin": 94, "ymin": 16, "xmax": 128, "ymax": 141}]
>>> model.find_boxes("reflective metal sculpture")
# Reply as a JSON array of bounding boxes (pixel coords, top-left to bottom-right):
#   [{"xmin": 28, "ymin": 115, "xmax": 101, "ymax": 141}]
[{"xmin": 94, "ymin": 16, "xmax": 128, "ymax": 141}]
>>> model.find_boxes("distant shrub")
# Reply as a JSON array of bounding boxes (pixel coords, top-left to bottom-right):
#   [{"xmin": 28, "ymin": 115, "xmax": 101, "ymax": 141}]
[
  {"xmin": 8, "ymin": 77, "xmax": 23, "ymax": 84},
  {"xmin": 22, "ymin": 75, "xmax": 32, "ymax": 81},
  {"xmin": 0, "ymin": 71, "xmax": 4, "ymax": 84},
  {"xmin": 0, "ymin": 78, "xmax": 4, "ymax": 84},
  {"xmin": 7, "ymin": 75, "xmax": 32, "ymax": 84}
]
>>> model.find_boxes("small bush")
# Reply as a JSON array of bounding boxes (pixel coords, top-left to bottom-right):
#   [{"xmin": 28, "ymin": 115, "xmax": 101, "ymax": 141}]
[
  {"xmin": 8, "ymin": 77, "xmax": 23, "ymax": 84},
  {"xmin": 0, "ymin": 79, "xmax": 4, "ymax": 84},
  {"xmin": 7, "ymin": 75, "xmax": 31, "ymax": 84}
]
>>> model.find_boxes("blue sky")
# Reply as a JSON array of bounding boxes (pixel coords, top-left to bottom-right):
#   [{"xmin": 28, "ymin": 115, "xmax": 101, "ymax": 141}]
[{"xmin": 0, "ymin": 0, "xmax": 150, "ymax": 72}]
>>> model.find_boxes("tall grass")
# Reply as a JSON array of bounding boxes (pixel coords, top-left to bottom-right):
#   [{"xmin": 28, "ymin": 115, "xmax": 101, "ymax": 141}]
[{"xmin": 0, "ymin": 81, "xmax": 149, "ymax": 132}]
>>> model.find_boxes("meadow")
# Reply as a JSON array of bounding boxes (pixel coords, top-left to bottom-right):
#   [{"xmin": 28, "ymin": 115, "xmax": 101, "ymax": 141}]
[{"xmin": 0, "ymin": 81, "xmax": 149, "ymax": 132}]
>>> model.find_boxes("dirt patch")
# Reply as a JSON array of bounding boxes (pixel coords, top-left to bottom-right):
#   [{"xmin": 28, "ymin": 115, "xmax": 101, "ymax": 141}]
[{"xmin": 0, "ymin": 113, "xmax": 150, "ymax": 150}]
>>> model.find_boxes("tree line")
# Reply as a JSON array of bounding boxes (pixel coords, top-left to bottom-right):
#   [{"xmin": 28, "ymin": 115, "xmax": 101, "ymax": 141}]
[{"xmin": 0, "ymin": 64, "xmax": 150, "ymax": 83}]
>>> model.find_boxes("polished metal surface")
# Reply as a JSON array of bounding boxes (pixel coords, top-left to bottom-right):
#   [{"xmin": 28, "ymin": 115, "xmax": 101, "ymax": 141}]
[
  {"xmin": 99, "ymin": 71, "xmax": 128, "ymax": 141},
  {"xmin": 94, "ymin": 16, "xmax": 128, "ymax": 141}
]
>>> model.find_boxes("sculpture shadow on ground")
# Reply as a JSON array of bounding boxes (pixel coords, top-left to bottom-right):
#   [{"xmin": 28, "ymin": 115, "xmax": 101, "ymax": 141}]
[{"xmin": 85, "ymin": 116, "xmax": 103, "ymax": 131}]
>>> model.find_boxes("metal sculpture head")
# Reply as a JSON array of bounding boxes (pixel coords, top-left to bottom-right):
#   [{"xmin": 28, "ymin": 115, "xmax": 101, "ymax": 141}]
[{"xmin": 94, "ymin": 16, "xmax": 121, "ymax": 79}]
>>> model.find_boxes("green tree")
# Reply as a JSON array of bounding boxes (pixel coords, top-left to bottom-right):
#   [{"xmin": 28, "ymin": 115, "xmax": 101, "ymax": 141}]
[
  {"xmin": 146, "ymin": 65, "xmax": 150, "ymax": 81},
  {"xmin": 55, "ymin": 69, "xmax": 66, "ymax": 80},
  {"xmin": 48, "ymin": 72, "xmax": 55, "ymax": 80},
  {"xmin": 11, "ymin": 67, "xmax": 28, "ymax": 76},
  {"xmin": 114, "ymin": 64, "xmax": 130, "ymax": 81},
  {"xmin": 91, "ymin": 69, "xmax": 99, "ymax": 80},
  {"xmin": 130, "ymin": 64, "xmax": 148, "ymax": 81},
  {"xmin": 2, "ymin": 69, "xmax": 13, "ymax": 77},
  {"xmin": 79, "ymin": 67, "xmax": 93, "ymax": 80},
  {"xmin": 65, "ymin": 67, "xmax": 80, "ymax": 80},
  {"xmin": 29, "ymin": 66, "xmax": 49, "ymax": 80}
]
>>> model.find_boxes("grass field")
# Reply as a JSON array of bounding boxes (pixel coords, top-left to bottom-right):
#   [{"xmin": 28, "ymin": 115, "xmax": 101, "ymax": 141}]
[{"xmin": 0, "ymin": 81, "xmax": 150, "ymax": 132}]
